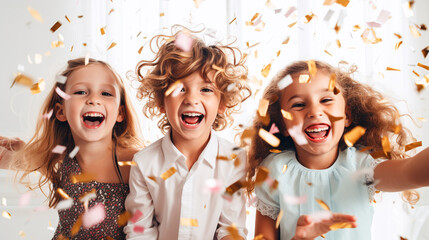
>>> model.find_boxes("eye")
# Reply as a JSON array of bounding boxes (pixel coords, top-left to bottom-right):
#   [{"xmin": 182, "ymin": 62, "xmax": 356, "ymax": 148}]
[
  {"xmin": 201, "ymin": 87, "xmax": 213, "ymax": 93},
  {"xmin": 321, "ymin": 98, "xmax": 333, "ymax": 103},
  {"xmin": 74, "ymin": 90, "xmax": 87, "ymax": 95},
  {"xmin": 291, "ymin": 102, "xmax": 305, "ymax": 109},
  {"xmin": 102, "ymin": 91, "xmax": 113, "ymax": 96},
  {"xmin": 180, "ymin": 87, "xmax": 185, "ymax": 92}
]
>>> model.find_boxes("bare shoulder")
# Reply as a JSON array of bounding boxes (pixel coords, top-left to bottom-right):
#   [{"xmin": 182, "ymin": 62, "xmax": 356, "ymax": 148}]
[{"xmin": 116, "ymin": 147, "xmax": 140, "ymax": 184}]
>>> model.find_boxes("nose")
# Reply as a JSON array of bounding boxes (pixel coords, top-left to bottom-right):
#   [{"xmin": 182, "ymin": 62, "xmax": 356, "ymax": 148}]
[
  {"xmin": 183, "ymin": 90, "xmax": 200, "ymax": 105},
  {"xmin": 86, "ymin": 94, "xmax": 101, "ymax": 105},
  {"xmin": 307, "ymin": 103, "xmax": 323, "ymax": 119}
]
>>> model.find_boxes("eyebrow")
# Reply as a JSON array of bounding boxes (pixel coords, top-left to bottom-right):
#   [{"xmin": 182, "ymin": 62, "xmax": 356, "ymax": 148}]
[{"xmin": 286, "ymin": 88, "xmax": 331, "ymax": 102}]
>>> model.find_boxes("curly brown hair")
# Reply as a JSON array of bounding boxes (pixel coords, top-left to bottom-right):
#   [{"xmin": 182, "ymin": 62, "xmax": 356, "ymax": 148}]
[
  {"xmin": 12, "ymin": 58, "xmax": 144, "ymax": 208},
  {"xmin": 135, "ymin": 28, "xmax": 251, "ymax": 133},
  {"xmin": 245, "ymin": 60, "xmax": 415, "ymax": 194}
]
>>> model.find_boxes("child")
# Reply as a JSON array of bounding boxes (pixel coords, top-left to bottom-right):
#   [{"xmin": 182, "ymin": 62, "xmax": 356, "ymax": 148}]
[
  {"xmin": 125, "ymin": 30, "xmax": 251, "ymax": 239},
  {"xmin": 245, "ymin": 60, "xmax": 429, "ymax": 240},
  {"xmin": 0, "ymin": 58, "xmax": 144, "ymax": 239}
]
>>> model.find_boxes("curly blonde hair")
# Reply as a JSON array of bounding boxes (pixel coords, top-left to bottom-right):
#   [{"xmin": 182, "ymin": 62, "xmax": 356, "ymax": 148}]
[
  {"xmin": 245, "ymin": 60, "xmax": 414, "ymax": 194},
  {"xmin": 135, "ymin": 28, "xmax": 251, "ymax": 133},
  {"xmin": 12, "ymin": 58, "xmax": 144, "ymax": 207}
]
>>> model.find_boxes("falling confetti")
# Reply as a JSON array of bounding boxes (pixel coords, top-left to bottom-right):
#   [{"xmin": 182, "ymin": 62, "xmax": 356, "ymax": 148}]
[
  {"xmin": 117, "ymin": 211, "xmax": 131, "ymax": 226},
  {"xmin": 258, "ymin": 99, "xmax": 269, "ymax": 117},
  {"xmin": 284, "ymin": 194, "xmax": 307, "ymax": 205},
  {"xmin": 258, "ymin": 128, "xmax": 280, "ymax": 147},
  {"xmin": 27, "ymin": 6, "xmax": 43, "ymax": 22},
  {"xmin": 316, "ymin": 198, "xmax": 330, "ymax": 211},
  {"xmin": 57, "ymin": 188, "xmax": 70, "ymax": 199},
  {"xmin": 344, "ymin": 126, "xmax": 366, "ymax": 147},
  {"xmin": 277, "ymin": 74, "xmax": 293, "ymax": 90},
  {"xmin": 261, "ymin": 61, "xmax": 273, "ymax": 78},
  {"xmin": 165, "ymin": 80, "xmax": 182, "ymax": 97},
  {"xmin": 180, "ymin": 218, "xmax": 199, "ymax": 227},
  {"xmin": 275, "ymin": 210, "xmax": 283, "ymax": 228},
  {"xmin": 82, "ymin": 203, "xmax": 106, "ymax": 229},
  {"xmin": 160, "ymin": 167, "xmax": 177, "ymax": 180},
  {"xmin": 56, "ymin": 198, "xmax": 74, "ymax": 211},
  {"xmin": 117, "ymin": 161, "xmax": 137, "ymax": 166},
  {"xmin": 2, "ymin": 211, "xmax": 11, "ymax": 219},
  {"xmin": 52, "ymin": 145, "xmax": 67, "ymax": 154},
  {"xmin": 330, "ymin": 222, "xmax": 353, "ymax": 230},
  {"xmin": 55, "ymin": 87, "xmax": 71, "ymax": 100},
  {"xmin": 50, "ymin": 21, "xmax": 62, "ymax": 33},
  {"xmin": 405, "ymin": 141, "xmax": 422, "ymax": 151},
  {"xmin": 69, "ymin": 146, "xmax": 80, "ymax": 159},
  {"xmin": 107, "ymin": 42, "xmax": 117, "ymax": 50},
  {"xmin": 299, "ymin": 74, "xmax": 310, "ymax": 83},
  {"xmin": 175, "ymin": 32, "xmax": 194, "ymax": 52},
  {"xmin": 204, "ymin": 179, "xmax": 223, "ymax": 193}
]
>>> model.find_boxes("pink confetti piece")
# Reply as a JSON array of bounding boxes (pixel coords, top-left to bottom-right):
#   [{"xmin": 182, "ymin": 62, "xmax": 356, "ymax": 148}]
[
  {"xmin": 287, "ymin": 125, "xmax": 308, "ymax": 146},
  {"xmin": 33, "ymin": 206, "xmax": 49, "ymax": 212},
  {"xmin": 82, "ymin": 203, "xmax": 106, "ymax": 229},
  {"xmin": 55, "ymin": 87, "xmax": 70, "ymax": 100},
  {"xmin": 376, "ymin": 10, "xmax": 391, "ymax": 24},
  {"xmin": 269, "ymin": 123, "xmax": 279, "ymax": 134},
  {"xmin": 204, "ymin": 179, "xmax": 223, "ymax": 193},
  {"xmin": 366, "ymin": 22, "xmax": 381, "ymax": 28},
  {"xmin": 171, "ymin": 83, "xmax": 184, "ymax": 97},
  {"xmin": 133, "ymin": 225, "xmax": 145, "ymax": 233},
  {"xmin": 283, "ymin": 194, "xmax": 307, "ymax": 205},
  {"xmin": 42, "ymin": 109, "xmax": 53, "ymax": 119},
  {"xmin": 130, "ymin": 210, "xmax": 143, "ymax": 223},
  {"xmin": 174, "ymin": 32, "xmax": 194, "ymax": 52},
  {"xmin": 284, "ymin": 6, "xmax": 296, "ymax": 18},
  {"xmin": 19, "ymin": 192, "xmax": 33, "ymax": 207},
  {"xmin": 52, "ymin": 145, "xmax": 67, "ymax": 154},
  {"xmin": 308, "ymin": 211, "xmax": 332, "ymax": 223},
  {"xmin": 222, "ymin": 193, "xmax": 233, "ymax": 202}
]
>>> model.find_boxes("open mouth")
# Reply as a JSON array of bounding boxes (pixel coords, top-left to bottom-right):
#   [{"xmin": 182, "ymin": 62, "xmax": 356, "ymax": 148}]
[
  {"xmin": 181, "ymin": 112, "xmax": 204, "ymax": 127},
  {"xmin": 304, "ymin": 124, "xmax": 330, "ymax": 141},
  {"xmin": 82, "ymin": 112, "xmax": 105, "ymax": 129}
]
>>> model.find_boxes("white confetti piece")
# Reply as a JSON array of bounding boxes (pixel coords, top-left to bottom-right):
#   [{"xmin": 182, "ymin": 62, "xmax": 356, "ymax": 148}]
[
  {"xmin": 69, "ymin": 146, "xmax": 80, "ymax": 159},
  {"xmin": 1, "ymin": 197, "xmax": 6, "ymax": 206},
  {"xmin": 56, "ymin": 199, "xmax": 74, "ymax": 211},
  {"xmin": 277, "ymin": 74, "xmax": 293, "ymax": 90}
]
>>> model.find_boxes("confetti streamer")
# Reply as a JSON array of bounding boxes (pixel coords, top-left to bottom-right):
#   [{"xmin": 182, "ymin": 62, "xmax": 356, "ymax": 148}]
[
  {"xmin": 50, "ymin": 21, "xmax": 62, "ymax": 33},
  {"xmin": 175, "ymin": 32, "xmax": 194, "ymax": 52},
  {"xmin": 160, "ymin": 167, "xmax": 177, "ymax": 180},
  {"xmin": 27, "ymin": 6, "xmax": 43, "ymax": 22},
  {"xmin": 55, "ymin": 87, "xmax": 71, "ymax": 100},
  {"xmin": 180, "ymin": 218, "xmax": 199, "ymax": 227},
  {"xmin": 344, "ymin": 126, "xmax": 366, "ymax": 147},
  {"xmin": 258, "ymin": 129, "xmax": 280, "ymax": 147},
  {"xmin": 165, "ymin": 80, "xmax": 182, "ymax": 97},
  {"xmin": 82, "ymin": 203, "xmax": 106, "ymax": 229},
  {"xmin": 405, "ymin": 141, "xmax": 422, "ymax": 151},
  {"xmin": 56, "ymin": 198, "xmax": 74, "ymax": 211},
  {"xmin": 52, "ymin": 145, "xmax": 67, "ymax": 154}
]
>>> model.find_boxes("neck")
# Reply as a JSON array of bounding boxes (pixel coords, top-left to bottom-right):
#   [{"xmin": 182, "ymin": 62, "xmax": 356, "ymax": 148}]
[
  {"xmin": 295, "ymin": 146, "xmax": 339, "ymax": 170},
  {"xmin": 171, "ymin": 131, "xmax": 211, "ymax": 170},
  {"xmin": 73, "ymin": 137, "xmax": 114, "ymax": 166}
]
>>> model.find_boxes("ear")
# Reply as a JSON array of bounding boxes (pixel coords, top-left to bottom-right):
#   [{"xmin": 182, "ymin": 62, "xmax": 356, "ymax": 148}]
[
  {"xmin": 160, "ymin": 106, "xmax": 166, "ymax": 114},
  {"xmin": 55, "ymin": 103, "xmax": 67, "ymax": 122},
  {"xmin": 344, "ymin": 109, "xmax": 352, "ymax": 127},
  {"xmin": 116, "ymin": 106, "xmax": 125, "ymax": 123},
  {"xmin": 217, "ymin": 103, "xmax": 226, "ymax": 115}
]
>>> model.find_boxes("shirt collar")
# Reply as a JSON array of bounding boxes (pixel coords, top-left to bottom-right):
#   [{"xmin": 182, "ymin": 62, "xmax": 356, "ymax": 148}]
[{"xmin": 161, "ymin": 129, "xmax": 218, "ymax": 169}]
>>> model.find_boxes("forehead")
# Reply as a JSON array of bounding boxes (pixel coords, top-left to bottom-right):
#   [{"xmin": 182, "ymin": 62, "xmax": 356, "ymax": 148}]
[
  {"xmin": 284, "ymin": 70, "xmax": 333, "ymax": 94},
  {"xmin": 66, "ymin": 64, "xmax": 119, "ymax": 88},
  {"xmin": 180, "ymin": 71, "xmax": 215, "ymax": 84}
]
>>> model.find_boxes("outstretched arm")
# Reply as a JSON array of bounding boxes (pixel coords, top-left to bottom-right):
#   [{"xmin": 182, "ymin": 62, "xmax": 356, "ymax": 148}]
[
  {"xmin": 0, "ymin": 136, "xmax": 25, "ymax": 169},
  {"xmin": 255, "ymin": 210, "xmax": 278, "ymax": 240},
  {"xmin": 374, "ymin": 147, "xmax": 429, "ymax": 192}
]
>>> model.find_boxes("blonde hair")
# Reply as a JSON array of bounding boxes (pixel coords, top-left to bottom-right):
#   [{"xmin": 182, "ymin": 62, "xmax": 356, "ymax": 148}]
[
  {"xmin": 245, "ymin": 60, "xmax": 414, "ymax": 194},
  {"xmin": 12, "ymin": 58, "xmax": 144, "ymax": 207},
  {"xmin": 135, "ymin": 27, "xmax": 251, "ymax": 133}
]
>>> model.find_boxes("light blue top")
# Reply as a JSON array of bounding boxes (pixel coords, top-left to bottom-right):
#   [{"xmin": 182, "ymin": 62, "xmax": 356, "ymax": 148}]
[{"xmin": 255, "ymin": 147, "xmax": 376, "ymax": 240}]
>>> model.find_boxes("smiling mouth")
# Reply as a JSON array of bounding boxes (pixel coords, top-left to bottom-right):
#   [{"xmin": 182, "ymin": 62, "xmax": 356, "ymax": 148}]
[
  {"xmin": 82, "ymin": 112, "xmax": 105, "ymax": 129},
  {"xmin": 181, "ymin": 112, "xmax": 204, "ymax": 126},
  {"xmin": 304, "ymin": 125, "xmax": 330, "ymax": 141}
]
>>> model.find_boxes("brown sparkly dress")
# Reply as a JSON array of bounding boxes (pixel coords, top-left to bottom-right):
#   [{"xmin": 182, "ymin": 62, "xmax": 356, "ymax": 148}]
[{"xmin": 52, "ymin": 157, "xmax": 129, "ymax": 240}]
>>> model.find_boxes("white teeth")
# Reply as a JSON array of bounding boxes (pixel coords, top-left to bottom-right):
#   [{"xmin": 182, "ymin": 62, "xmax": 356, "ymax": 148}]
[
  {"xmin": 83, "ymin": 112, "xmax": 104, "ymax": 117},
  {"xmin": 182, "ymin": 112, "xmax": 202, "ymax": 117},
  {"xmin": 305, "ymin": 126, "xmax": 329, "ymax": 133}
]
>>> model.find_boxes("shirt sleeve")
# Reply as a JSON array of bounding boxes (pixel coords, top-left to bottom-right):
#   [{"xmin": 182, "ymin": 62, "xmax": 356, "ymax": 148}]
[
  {"xmin": 354, "ymin": 148, "xmax": 383, "ymax": 202},
  {"xmin": 255, "ymin": 154, "xmax": 280, "ymax": 220},
  {"xmin": 215, "ymin": 148, "xmax": 248, "ymax": 240},
  {"xmin": 124, "ymin": 156, "xmax": 158, "ymax": 240}
]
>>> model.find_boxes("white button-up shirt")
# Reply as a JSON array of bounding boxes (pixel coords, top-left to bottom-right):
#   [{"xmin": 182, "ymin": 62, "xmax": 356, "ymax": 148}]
[{"xmin": 125, "ymin": 130, "xmax": 247, "ymax": 240}]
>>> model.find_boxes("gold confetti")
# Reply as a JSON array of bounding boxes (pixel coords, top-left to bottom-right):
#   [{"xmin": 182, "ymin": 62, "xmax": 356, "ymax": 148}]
[
  {"xmin": 234, "ymin": 157, "xmax": 241, "ymax": 167},
  {"xmin": 281, "ymin": 109, "xmax": 293, "ymax": 120},
  {"xmin": 148, "ymin": 176, "xmax": 157, "ymax": 182},
  {"xmin": 402, "ymin": 190, "xmax": 420, "ymax": 205},
  {"xmin": 100, "ymin": 27, "xmax": 105, "ymax": 35},
  {"xmin": 330, "ymin": 222, "xmax": 353, "ymax": 230},
  {"xmin": 269, "ymin": 149, "xmax": 281, "ymax": 153},
  {"xmin": 316, "ymin": 198, "xmax": 330, "ymax": 211},
  {"xmin": 217, "ymin": 155, "xmax": 229, "ymax": 161},
  {"xmin": 70, "ymin": 45, "xmax": 74, "ymax": 52},
  {"xmin": 27, "ymin": 6, "xmax": 43, "ymax": 22},
  {"xmin": 400, "ymin": 236, "xmax": 408, "ymax": 240},
  {"xmin": 417, "ymin": 117, "xmax": 426, "ymax": 122},
  {"xmin": 71, "ymin": 173, "xmax": 95, "ymax": 183},
  {"xmin": 78, "ymin": 15, "xmax": 84, "ymax": 18},
  {"xmin": 281, "ymin": 165, "xmax": 288, "ymax": 174},
  {"xmin": 70, "ymin": 215, "xmax": 82, "ymax": 236},
  {"xmin": 422, "ymin": 46, "xmax": 429, "ymax": 58},
  {"xmin": 253, "ymin": 234, "xmax": 264, "ymax": 240},
  {"xmin": 282, "ymin": 36, "xmax": 290, "ymax": 44},
  {"xmin": 321, "ymin": 234, "xmax": 326, "ymax": 238},
  {"xmin": 307, "ymin": 60, "xmax": 317, "ymax": 76},
  {"xmin": 335, "ymin": 0, "xmax": 350, "ymax": 7},
  {"xmin": 258, "ymin": 128, "xmax": 280, "ymax": 147},
  {"xmin": 108, "ymin": 9, "xmax": 115, "ymax": 15},
  {"xmin": 57, "ymin": 188, "xmax": 70, "ymax": 199},
  {"xmin": 261, "ymin": 61, "xmax": 273, "ymax": 78},
  {"xmin": 275, "ymin": 210, "xmax": 283, "ymax": 228},
  {"xmin": 299, "ymin": 74, "xmax": 310, "ymax": 83},
  {"xmin": 226, "ymin": 224, "xmax": 241, "ymax": 240},
  {"xmin": 409, "ymin": 25, "xmax": 421, "ymax": 38},
  {"xmin": 50, "ymin": 21, "xmax": 62, "ymax": 33},
  {"xmin": 361, "ymin": 28, "xmax": 382, "ymax": 44},
  {"xmin": 51, "ymin": 40, "xmax": 64, "ymax": 48},
  {"xmin": 304, "ymin": 13, "xmax": 315, "ymax": 23},
  {"xmin": 180, "ymin": 218, "xmax": 198, "ymax": 227},
  {"xmin": 336, "ymin": 39, "xmax": 341, "ymax": 48},
  {"xmin": 325, "ymin": 111, "xmax": 344, "ymax": 123},
  {"xmin": 412, "ymin": 70, "xmax": 420, "ymax": 77},
  {"xmin": 83, "ymin": 43, "xmax": 87, "ymax": 46},
  {"xmin": 381, "ymin": 136, "xmax": 391, "ymax": 155},
  {"xmin": 18, "ymin": 230, "xmax": 26, "ymax": 237},
  {"xmin": 226, "ymin": 180, "xmax": 244, "ymax": 195},
  {"xmin": 159, "ymin": 12, "xmax": 165, "ymax": 17},
  {"xmin": 276, "ymin": 50, "xmax": 281, "ymax": 57},
  {"xmin": 270, "ymin": 180, "xmax": 279, "ymax": 190},
  {"xmin": 306, "ymin": 182, "xmax": 313, "ymax": 186},
  {"xmin": 417, "ymin": 62, "xmax": 429, "ymax": 71},
  {"xmin": 394, "ymin": 33, "xmax": 402, "ymax": 38},
  {"xmin": 386, "ymin": 67, "xmax": 400, "ymax": 71},
  {"xmin": 288, "ymin": 21, "xmax": 297, "ymax": 28},
  {"xmin": 11, "ymin": 73, "xmax": 33, "ymax": 88},
  {"xmin": 2, "ymin": 211, "xmax": 11, "ymax": 219},
  {"xmin": 405, "ymin": 141, "xmax": 422, "ymax": 151},
  {"xmin": 165, "ymin": 80, "xmax": 182, "ymax": 97},
  {"xmin": 255, "ymin": 167, "xmax": 269, "ymax": 185},
  {"xmin": 65, "ymin": 15, "xmax": 71, "ymax": 23},
  {"xmin": 138, "ymin": 46, "xmax": 143, "ymax": 54},
  {"xmin": 107, "ymin": 42, "xmax": 117, "ymax": 50},
  {"xmin": 370, "ymin": 150, "xmax": 387, "ymax": 159},
  {"xmin": 344, "ymin": 126, "xmax": 366, "ymax": 147},
  {"xmin": 117, "ymin": 211, "xmax": 131, "ymax": 226},
  {"xmin": 395, "ymin": 41, "xmax": 403, "ymax": 50},
  {"xmin": 193, "ymin": 0, "xmax": 202, "ymax": 8},
  {"xmin": 160, "ymin": 167, "xmax": 177, "ymax": 180},
  {"xmin": 328, "ymin": 73, "xmax": 336, "ymax": 92},
  {"xmin": 258, "ymin": 99, "xmax": 269, "ymax": 117},
  {"xmin": 251, "ymin": 13, "xmax": 260, "ymax": 22},
  {"xmin": 30, "ymin": 78, "xmax": 45, "ymax": 94},
  {"xmin": 117, "ymin": 161, "xmax": 136, "ymax": 166},
  {"xmin": 353, "ymin": 25, "xmax": 361, "ymax": 31},
  {"xmin": 334, "ymin": 22, "xmax": 341, "ymax": 34},
  {"xmin": 229, "ymin": 17, "xmax": 237, "ymax": 24},
  {"xmin": 324, "ymin": 50, "xmax": 332, "ymax": 56}
]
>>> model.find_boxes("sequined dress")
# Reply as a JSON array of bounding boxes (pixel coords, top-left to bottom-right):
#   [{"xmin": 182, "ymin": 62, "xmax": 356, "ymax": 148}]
[{"xmin": 52, "ymin": 157, "xmax": 129, "ymax": 240}]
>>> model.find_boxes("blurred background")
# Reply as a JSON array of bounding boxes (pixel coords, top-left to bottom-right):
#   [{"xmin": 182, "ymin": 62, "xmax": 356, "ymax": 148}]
[{"xmin": 1, "ymin": 0, "xmax": 428, "ymax": 239}]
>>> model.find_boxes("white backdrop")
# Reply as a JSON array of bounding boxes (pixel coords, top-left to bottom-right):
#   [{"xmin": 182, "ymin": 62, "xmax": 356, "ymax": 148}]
[{"xmin": 1, "ymin": 0, "xmax": 429, "ymax": 239}]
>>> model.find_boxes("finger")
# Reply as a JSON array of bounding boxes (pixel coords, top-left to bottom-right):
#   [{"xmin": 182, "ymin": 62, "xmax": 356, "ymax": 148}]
[{"xmin": 297, "ymin": 215, "xmax": 311, "ymax": 226}]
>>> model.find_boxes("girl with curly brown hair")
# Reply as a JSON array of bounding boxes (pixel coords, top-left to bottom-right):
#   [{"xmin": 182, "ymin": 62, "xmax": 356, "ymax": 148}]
[
  {"xmin": 125, "ymin": 29, "xmax": 251, "ymax": 240},
  {"xmin": 246, "ymin": 60, "xmax": 429, "ymax": 240}
]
